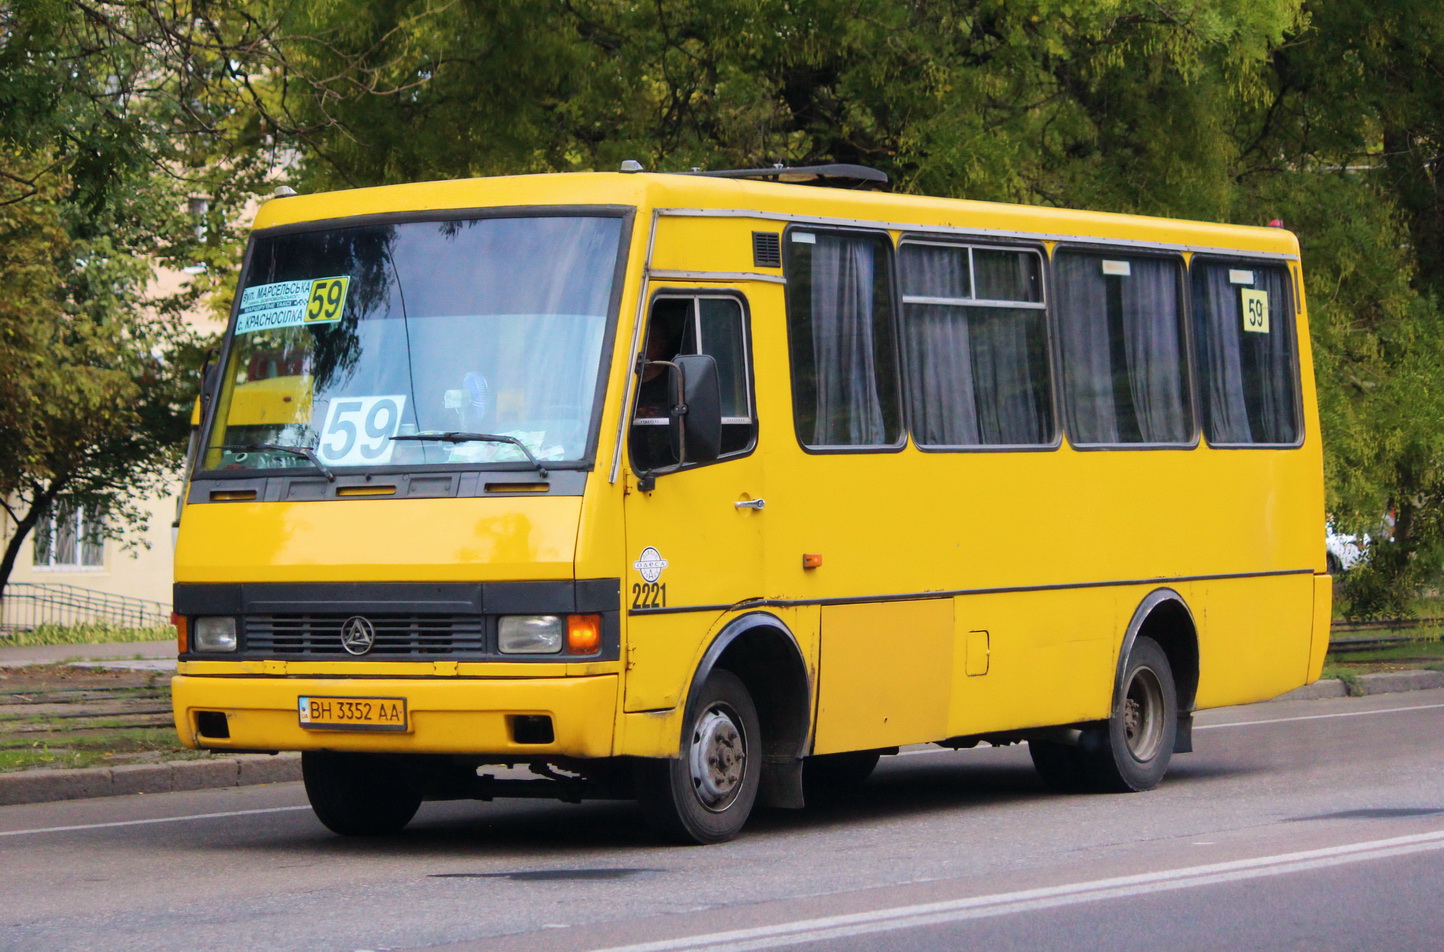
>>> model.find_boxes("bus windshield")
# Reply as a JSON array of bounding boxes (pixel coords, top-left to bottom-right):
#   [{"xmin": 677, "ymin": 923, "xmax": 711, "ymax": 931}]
[{"xmin": 201, "ymin": 214, "xmax": 625, "ymax": 474}]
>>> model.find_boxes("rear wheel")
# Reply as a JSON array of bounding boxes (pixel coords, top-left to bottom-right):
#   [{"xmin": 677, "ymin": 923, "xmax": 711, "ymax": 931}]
[
  {"xmin": 638, "ymin": 669, "xmax": 761, "ymax": 844},
  {"xmin": 1029, "ymin": 635, "xmax": 1178, "ymax": 793},
  {"xmin": 302, "ymin": 751, "xmax": 422, "ymax": 836},
  {"xmin": 1086, "ymin": 635, "xmax": 1178, "ymax": 792}
]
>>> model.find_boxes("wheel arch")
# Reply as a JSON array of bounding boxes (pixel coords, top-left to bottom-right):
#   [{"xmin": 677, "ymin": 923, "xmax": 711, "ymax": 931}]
[
  {"xmin": 1117, "ymin": 588, "xmax": 1200, "ymax": 719},
  {"xmin": 685, "ymin": 611, "xmax": 812, "ymax": 807}
]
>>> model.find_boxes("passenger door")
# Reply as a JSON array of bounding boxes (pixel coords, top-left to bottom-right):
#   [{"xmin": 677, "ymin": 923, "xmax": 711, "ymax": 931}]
[{"xmin": 622, "ymin": 291, "xmax": 765, "ymax": 712}]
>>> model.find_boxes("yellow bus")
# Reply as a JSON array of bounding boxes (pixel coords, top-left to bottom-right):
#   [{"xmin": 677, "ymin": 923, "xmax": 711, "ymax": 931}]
[{"xmin": 171, "ymin": 165, "xmax": 1330, "ymax": 843}]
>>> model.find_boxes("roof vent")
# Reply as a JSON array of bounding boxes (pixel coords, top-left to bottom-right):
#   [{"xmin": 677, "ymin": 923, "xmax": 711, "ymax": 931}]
[
  {"xmin": 694, "ymin": 163, "xmax": 888, "ymax": 189},
  {"xmin": 620, "ymin": 160, "xmax": 644, "ymax": 173}
]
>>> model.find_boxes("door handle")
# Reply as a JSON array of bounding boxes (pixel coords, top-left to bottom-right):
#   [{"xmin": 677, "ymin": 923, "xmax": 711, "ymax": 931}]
[{"xmin": 734, "ymin": 498, "xmax": 766, "ymax": 510}]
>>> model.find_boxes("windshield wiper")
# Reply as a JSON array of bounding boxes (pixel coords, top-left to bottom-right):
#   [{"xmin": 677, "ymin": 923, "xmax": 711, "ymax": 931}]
[
  {"xmin": 219, "ymin": 443, "xmax": 335, "ymax": 482},
  {"xmin": 391, "ymin": 432, "xmax": 549, "ymax": 478}
]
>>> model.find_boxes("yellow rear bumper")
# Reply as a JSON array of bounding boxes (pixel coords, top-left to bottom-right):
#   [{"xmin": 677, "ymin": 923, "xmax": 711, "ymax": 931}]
[{"xmin": 171, "ymin": 674, "xmax": 618, "ymax": 758}]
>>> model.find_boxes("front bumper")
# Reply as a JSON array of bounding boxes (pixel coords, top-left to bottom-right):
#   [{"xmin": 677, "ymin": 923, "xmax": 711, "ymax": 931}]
[{"xmin": 172, "ymin": 673, "xmax": 619, "ymax": 758}]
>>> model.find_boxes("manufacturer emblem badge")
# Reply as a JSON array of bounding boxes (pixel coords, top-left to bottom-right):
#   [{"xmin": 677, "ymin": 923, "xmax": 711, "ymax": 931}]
[
  {"xmin": 633, "ymin": 546, "xmax": 669, "ymax": 583},
  {"xmin": 339, "ymin": 615, "xmax": 377, "ymax": 656}
]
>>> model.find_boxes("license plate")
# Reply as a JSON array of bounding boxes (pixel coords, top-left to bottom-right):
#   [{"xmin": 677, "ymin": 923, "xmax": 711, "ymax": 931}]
[{"xmin": 298, "ymin": 696, "xmax": 408, "ymax": 731}]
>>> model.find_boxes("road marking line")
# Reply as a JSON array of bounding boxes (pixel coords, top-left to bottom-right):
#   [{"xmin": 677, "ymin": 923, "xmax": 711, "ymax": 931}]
[
  {"xmin": 0, "ymin": 805, "xmax": 310, "ymax": 838},
  {"xmin": 1198, "ymin": 702, "xmax": 1444, "ymax": 731},
  {"xmin": 587, "ymin": 830, "xmax": 1444, "ymax": 952}
]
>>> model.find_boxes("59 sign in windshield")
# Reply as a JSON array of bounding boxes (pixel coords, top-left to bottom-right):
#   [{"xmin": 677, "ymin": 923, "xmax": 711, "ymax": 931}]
[{"xmin": 317, "ymin": 395, "xmax": 407, "ymax": 466}]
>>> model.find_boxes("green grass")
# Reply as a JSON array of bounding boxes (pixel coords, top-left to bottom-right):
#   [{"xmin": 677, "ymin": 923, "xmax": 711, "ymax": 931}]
[
  {"xmin": 1320, "ymin": 665, "xmax": 1362, "ymax": 694},
  {"xmin": 0, "ymin": 727, "xmax": 196, "ymax": 772},
  {"xmin": 0, "ymin": 622, "xmax": 175, "ymax": 647},
  {"xmin": 1328, "ymin": 638, "xmax": 1444, "ymax": 665}
]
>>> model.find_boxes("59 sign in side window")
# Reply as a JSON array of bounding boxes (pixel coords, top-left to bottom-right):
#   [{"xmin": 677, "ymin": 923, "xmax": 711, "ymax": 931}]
[{"xmin": 317, "ymin": 395, "xmax": 407, "ymax": 466}]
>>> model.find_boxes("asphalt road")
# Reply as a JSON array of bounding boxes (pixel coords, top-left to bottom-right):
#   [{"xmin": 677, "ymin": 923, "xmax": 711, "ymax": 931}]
[{"xmin": 2, "ymin": 689, "xmax": 1442, "ymax": 952}]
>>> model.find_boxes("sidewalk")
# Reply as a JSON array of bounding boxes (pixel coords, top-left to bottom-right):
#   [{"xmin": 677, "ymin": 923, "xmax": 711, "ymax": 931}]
[
  {"xmin": 0, "ymin": 638, "xmax": 177, "ymax": 671},
  {"xmin": 2, "ymin": 642, "xmax": 1442, "ymax": 808}
]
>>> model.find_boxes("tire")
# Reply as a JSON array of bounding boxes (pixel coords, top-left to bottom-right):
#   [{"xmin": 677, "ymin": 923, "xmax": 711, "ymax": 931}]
[
  {"xmin": 802, "ymin": 749, "xmax": 881, "ymax": 803},
  {"xmin": 302, "ymin": 751, "xmax": 423, "ymax": 836},
  {"xmin": 1030, "ymin": 636, "xmax": 1178, "ymax": 794},
  {"xmin": 638, "ymin": 669, "xmax": 762, "ymax": 844},
  {"xmin": 1085, "ymin": 635, "xmax": 1178, "ymax": 792}
]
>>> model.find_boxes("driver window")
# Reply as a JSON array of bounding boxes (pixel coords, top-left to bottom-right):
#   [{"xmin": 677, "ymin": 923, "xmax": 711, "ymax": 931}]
[{"xmin": 630, "ymin": 294, "xmax": 755, "ymax": 471}]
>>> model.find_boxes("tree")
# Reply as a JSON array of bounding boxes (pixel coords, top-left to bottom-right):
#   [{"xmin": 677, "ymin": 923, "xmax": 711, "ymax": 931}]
[
  {"xmin": 0, "ymin": 1, "xmax": 279, "ymax": 593},
  {"xmin": 1234, "ymin": 0, "xmax": 1444, "ymax": 615},
  {"xmin": 11, "ymin": 0, "xmax": 1444, "ymax": 617}
]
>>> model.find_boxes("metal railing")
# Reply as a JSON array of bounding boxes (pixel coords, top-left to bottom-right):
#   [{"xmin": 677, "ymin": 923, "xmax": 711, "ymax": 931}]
[{"xmin": 0, "ymin": 582, "xmax": 172, "ymax": 634}]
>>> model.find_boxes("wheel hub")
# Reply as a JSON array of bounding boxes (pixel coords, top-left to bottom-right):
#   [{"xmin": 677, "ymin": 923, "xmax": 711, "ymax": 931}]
[
  {"xmin": 1122, "ymin": 666, "xmax": 1165, "ymax": 762},
  {"xmin": 689, "ymin": 706, "xmax": 745, "ymax": 811}
]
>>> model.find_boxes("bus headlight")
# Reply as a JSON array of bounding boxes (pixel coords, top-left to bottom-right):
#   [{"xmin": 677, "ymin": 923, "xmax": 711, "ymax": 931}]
[
  {"xmin": 498, "ymin": 615, "xmax": 563, "ymax": 654},
  {"xmin": 193, "ymin": 617, "xmax": 238, "ymax": 652}
]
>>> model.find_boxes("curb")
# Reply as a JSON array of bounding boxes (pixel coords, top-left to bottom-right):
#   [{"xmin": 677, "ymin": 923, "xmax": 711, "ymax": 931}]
[
  {"xmin": 1275, "ymin": 670, "xmax": 1444, "ymax": 702},
  {"xmin": 0, "ymin": 753, "xmax": 300, "ymax": 807}
]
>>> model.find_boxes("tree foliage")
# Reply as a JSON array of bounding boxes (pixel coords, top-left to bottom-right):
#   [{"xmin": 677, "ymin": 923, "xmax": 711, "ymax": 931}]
[
  {"xmin": 0, "ymin": 1, "xmax": 282, "ymax": 590},
  {"xmin": 8, "ymin": 0, "xmax": 1444, "ymax": 615}
]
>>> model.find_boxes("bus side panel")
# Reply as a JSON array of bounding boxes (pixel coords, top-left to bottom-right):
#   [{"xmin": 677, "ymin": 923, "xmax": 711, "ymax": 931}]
[
  {"xmin": 812, "ymin": 599, "xmax": 953, "ymax": 754},
  {"xmin": 945, "ymin": 588, "xmax": 1116, "ymax": 737},
  {"xmin": 1194, "ymin": 573, "xmax": 1316, "ymax": 708}
]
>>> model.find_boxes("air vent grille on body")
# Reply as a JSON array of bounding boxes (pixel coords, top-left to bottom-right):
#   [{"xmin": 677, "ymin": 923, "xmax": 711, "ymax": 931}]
[{"xmin": 753, "ymin": 232, "xmax": 782, "ymax": 268}]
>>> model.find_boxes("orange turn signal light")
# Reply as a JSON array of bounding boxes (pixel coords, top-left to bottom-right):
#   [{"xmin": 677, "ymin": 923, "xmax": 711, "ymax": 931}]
[
  {"xmin": 171, "ymin": 611, "xmax": 189, "ymax": 654},
  {"xmin": 566, "ymin": 614, "xmax": 602, "ymax": 654},
  {"xmin": 802, "ymin": 553, "xmax": 823, "ymax": 570}
]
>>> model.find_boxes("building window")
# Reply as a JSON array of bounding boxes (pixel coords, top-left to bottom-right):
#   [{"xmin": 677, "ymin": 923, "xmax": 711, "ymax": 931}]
[{"xmin": 32, "ymin": 500, "xmax": 105, "ymax": 569}]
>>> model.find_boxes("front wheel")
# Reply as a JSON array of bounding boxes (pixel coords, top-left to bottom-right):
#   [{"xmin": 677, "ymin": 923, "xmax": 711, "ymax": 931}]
[
  {"xmin": 302, "ymin": 751, "xmax": 422, "ymax": 836},
  {"xmin": 637, "ymin": 669, "xmax": 761, "ymax": 844}
]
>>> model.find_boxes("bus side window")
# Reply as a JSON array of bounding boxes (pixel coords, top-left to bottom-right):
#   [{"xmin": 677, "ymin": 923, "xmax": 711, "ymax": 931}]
[
  {"xmin": 630, "ymin": 294, "xmax": 755, "ymax": 471},
  {"xmin": 898, "ymin": 241, "xmax": 1053, "ymax": 448},
  {"xmin": 783, "ymin": 229, "xmax": 903, "ymax": 450},
  {"xmin": 1054, "ymin": 250, "xmax": 1193, "ymax": 446},
  {"xmin": 1190, "ymin": 259, "xmax": 1300, "ymax": 445}
]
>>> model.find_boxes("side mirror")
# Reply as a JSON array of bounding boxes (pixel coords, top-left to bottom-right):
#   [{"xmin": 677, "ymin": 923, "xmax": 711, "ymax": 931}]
[{"xmin": 669, "ymin": 354, "xmax": 722, "ymax": 465}]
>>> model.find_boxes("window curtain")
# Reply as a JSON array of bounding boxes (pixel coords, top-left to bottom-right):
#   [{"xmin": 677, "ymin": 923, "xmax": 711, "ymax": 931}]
[
  {"xmin": 1192, "ymin": 263, "xmax": 1297, "ymax": 444},
  {"xmin": 1120, "ymin": 258, "xmax": 1188, "ymax": 442},
  {"xmin": 53, "ymin": 500, "xmax": 79, "ymax": 566},
  {"xmin": 969, "ymin": 306, "xmax": 1047, "ymax": 444},
  {"xmin": 80, "ymin": 506, "xmax": 104, "ymax": 566},
  {"xmin": 810, "ymin": 235, "xmax": 888, "ymax": 445},
  {"xmin": 1056, "ymin": 254, "xmax": 1119, "ymax": 443},
  {"xmin": 32, "ymin": 507, "xmax": 53, "ymax": 566},
  {"xmin": 902, "ymin": 245, "xmax": 1048, "ymax": 445},
  {"xmin": 1056, "ymin": 253, "xmax": 1188, "ymax": 444},
  {"xmin": 903, "ymin": 246, "xmax": 978, "ymax": 445},
  {"xmin": 906, "ymin": 303, "xmax": 981, "ymax": 445}
]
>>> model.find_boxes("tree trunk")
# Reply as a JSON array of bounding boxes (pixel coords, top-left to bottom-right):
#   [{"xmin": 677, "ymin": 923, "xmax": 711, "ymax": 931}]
[{"xmin": 0, "ymin": 496, "xmax": 51, "ymax": 600}]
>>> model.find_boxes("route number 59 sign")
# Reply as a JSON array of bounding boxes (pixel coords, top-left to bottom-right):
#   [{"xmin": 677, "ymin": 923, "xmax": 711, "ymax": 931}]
[
  {"xmin": 317, "ymin": 395, "xmax": 407, "ymax": 466},
  {"xmin": 1241, "ymin": 289, "xmax": 1270, "ymax": 335}
]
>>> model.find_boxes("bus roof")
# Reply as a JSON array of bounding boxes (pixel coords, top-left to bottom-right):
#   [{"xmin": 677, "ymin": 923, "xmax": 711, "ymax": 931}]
[{"xmin": 253, "ymin": 170, "xmax": 1301, "ymax": 258}]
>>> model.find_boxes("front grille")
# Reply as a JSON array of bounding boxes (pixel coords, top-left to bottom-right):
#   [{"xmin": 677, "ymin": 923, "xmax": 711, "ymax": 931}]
[{"xmin": 245, "ymin": 614, "xmax": 485, "ymax": 656}]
